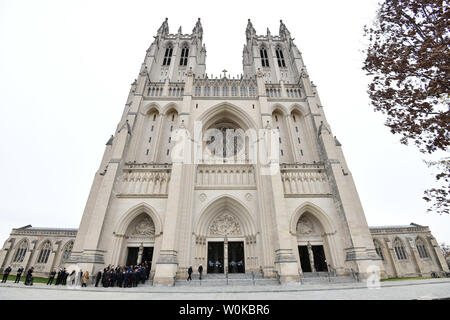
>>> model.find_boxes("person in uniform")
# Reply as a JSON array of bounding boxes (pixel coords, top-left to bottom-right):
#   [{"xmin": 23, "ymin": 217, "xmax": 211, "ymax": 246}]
[
  {"xmin": 1, "ymin": 266, "xmax": 11, "ymax": 283},
  {"xmin": 14, "ymin": 266, "xmax": 24, "ymax": 283},
  {"xmin": 47, "ymin": 269, "xmax": 56, "ymax": 285}
]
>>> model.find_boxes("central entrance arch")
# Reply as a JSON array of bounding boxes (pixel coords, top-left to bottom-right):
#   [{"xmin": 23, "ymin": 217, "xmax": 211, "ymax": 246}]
[{"xmin": 194, "ymin": 196, "xmax": 258, "ymax": 274}]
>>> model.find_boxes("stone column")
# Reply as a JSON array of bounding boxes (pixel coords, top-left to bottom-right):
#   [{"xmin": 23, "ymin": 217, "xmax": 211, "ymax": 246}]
[
  {"xmin": 46, "ymin": 241, "xmax": 62, "ymax": 274},
  {"xmin": 284, "ymin": 115, "xmax": 299, "ymax": 162},
  {"xmin": 24, "ymin": 240, "xmax": 38, "ymax": 271},
  {"xmin": 137, "ymin": 244, "xmax": 144, "ymax": 265},
  {"xmin": 385, "ymin": 239, "xmax": 400, "ymax": 277},
  {"xmin": 406, "ymin": 238, "xmax": 424, "ymax": 276},
  {"xmin": 224, "ymin": 236, "xmax": 228, "ymax": 275},
  {"xmin": 429, "ymin": 236, "xmax": 450, "ymax": 272},
  {"xmin": 307, "ymin": 242, "xmax": 316, "ymax": 272}
]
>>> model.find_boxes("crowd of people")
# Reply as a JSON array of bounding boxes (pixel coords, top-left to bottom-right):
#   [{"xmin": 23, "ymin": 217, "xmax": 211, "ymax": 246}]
[
  {"xmin": 95, "ymin": 262, "xmax": 151, "ymax": 288},
  {"xmin": 0, "ymin": 262, "xmax": 151, "ymax": 288}
]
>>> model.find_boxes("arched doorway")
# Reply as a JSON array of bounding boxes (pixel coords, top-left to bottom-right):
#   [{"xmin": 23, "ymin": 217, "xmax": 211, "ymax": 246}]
[
  {"xmin": 194, "ymin": 196, "xmax": 258, "ymax": 274},
  {"xmin": 123, "ymin": 213, "xmax": 156, "ymax": 268},
  {"xmin": 206, "ymin": 213, "xmax": 245, "ymax": 274},
  {"xmin": 295, "ymin": 213, "xmax": 329, "ymax": 273}
]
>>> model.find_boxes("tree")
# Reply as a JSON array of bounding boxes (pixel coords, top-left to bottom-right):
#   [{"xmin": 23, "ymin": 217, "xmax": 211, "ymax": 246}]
[{"xmin": 363, "ymin": 0, "xmax": 449, "ymax": 214}]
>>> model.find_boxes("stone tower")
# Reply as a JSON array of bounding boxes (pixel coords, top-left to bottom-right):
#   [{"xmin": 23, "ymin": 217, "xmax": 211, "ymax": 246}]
[{"xmin": 68, "ymin": 18, "xmax": 385, "ymax": 285}]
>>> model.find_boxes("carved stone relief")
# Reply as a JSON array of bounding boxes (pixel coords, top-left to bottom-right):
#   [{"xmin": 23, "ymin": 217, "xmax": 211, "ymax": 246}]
[
  {"xmin": 296, "ymin": 216, "xmax": 314, "ymax": 235},
  {"xmin": 131, "ymin": 217, "xmax": 155, "ymax": 237},
  {"xmin": 209, "ymin": 213, "xmax": 241, "ymax": 236}
]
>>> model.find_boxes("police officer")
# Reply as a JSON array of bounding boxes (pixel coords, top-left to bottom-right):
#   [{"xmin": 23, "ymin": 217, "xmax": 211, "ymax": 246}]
[
  {"xmin": 47, "ymin": 269, "xmax": 56, "ymax": 285},
  {"xmin": 1, "ymin": 266, "xmax": 11, "ymax": 283},
  {"xmin": 14, "ymin": 266, "xmax": 24, "ymax": 283}
]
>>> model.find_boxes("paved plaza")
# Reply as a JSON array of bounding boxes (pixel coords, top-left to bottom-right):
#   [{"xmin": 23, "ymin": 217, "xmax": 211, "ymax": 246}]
[{"xmin": 0, "ymin": 278, "xmax": 449, "ymax": 300}]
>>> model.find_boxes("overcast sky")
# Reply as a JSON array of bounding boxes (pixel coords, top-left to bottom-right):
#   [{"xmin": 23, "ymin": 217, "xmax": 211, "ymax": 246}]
[{"xmin": 0, "ymin": 0, "xmax": 448, "ymax": 247}]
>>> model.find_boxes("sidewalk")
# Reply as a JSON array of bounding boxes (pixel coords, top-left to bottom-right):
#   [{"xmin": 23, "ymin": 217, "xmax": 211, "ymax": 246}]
[{"xmin": 0, "ymin": 278, "xmax": 449, "ymax": 299}]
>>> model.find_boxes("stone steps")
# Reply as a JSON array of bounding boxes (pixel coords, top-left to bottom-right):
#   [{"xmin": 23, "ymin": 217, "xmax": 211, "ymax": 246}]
[
  {"xmin": 174, "ymin": 272, "xmax": 277, "ymax": 286},
  {"xmin": 175, "ymin": 278, "xmax": 279, "ymax": 287},
  {"xmin": 300, "ymin": 275, "xmax": 356, "ymax": 285}
]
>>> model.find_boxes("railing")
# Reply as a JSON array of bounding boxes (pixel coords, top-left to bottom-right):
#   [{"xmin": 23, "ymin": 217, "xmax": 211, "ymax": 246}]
[
  {"xmin": 144, "ymin": 76, "xmax": 303, "ymax": 100},
  {"xmin": 118, "ymin": 163, "xmax": 171, "ymax": 197},
  {"xmin": 196, "ymin": 164, "xmax": 255, "ymax": 188},
  {"xmin": 193, "ymin": 77, "xmax": 258, "ymax": 98},
  {"xmin": 280, "ymin": 164, "xmax": 331, "ymax": 195}
]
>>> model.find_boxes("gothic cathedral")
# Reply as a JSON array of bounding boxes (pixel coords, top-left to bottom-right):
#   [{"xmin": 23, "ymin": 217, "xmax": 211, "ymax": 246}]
[{"xmin": 1, "ymin": 18, "xmax": 447, "ymax": 284}]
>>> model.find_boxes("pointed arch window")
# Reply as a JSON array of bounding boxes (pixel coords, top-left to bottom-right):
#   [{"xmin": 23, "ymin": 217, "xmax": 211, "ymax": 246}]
[
  {"xmin": 13, "ymin": 241, "xmax": 28, "ymax": 263},
  {"xmin": 260, "ymin": 47, "xmax": 269, "ymax": 67},
  {"xmin": 162, "ymin": 44, "xmax": 173, "ymax": 66},
  {"xmin": 276, "ymin": 47, "xmax": 286, "ymax": 67},
  {"xmin": 374, "ymin": 241, "xmax": 384, "ymax": 260},
  {"xmin": 179, "ymin": 45, "xmax": 189, "ymax": 66},
  {"xmin": 416, "ymin": 238, "xmax": 429, "ymax": 258},
  {"xmin": 61, "ymin": 241, "xmax": 73, "ymax": 264},
  {"xmin": 37, "ymin": 241, "xmax": 52, "ymax": 264},
  {"xmin": 394, "ymin": 239, "xmax": 407, "ymax": 260}
]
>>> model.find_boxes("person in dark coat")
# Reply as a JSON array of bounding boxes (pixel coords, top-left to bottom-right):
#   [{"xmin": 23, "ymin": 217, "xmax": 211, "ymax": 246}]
[
  {"xmin": 187, "ymin": 266, "xmax": 193, "ymax": 281},
  {"xmin": 102, "ymin": 268, "xmax": 108, "ymax": 287},
  {"xmin": 95, "ymin": 270, "xmax": 102, "ymax": 287},
  {"xmin": 116, "ymin": 269, "xmax": 123, "ymax": 288},
  {"xmin": 130, "ymin": 269, "xmax": 137, "ymax": 287},
  {"xmin": 14, "ymin": 266, "xmax": 24, "ymax": 283},
  {"xmin": 123, "ymin": 270, "xmax": 129, "ymax": 288},
  {"xmin": 61, "ymin": 268, "xmax": 68, "ymax": 285},
  {"xmin": 47, "ymin": 269, "xmax": 56, "ymax": 285},
  {"xmin": 24, "ymin": 267, "xmax": 33, "ymax": 286},
  {"xmin": 1, "ymin": 266, "xmax": 11, "ymax": 283},
  {"xmin": 198, "ymin": 264, "xmax": 203, "ymax": 280}
]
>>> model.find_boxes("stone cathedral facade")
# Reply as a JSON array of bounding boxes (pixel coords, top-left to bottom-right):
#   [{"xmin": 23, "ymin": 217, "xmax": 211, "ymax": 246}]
[{"xmin": 0, "ymin": 19, "xmax": 448, "ymax": 284}]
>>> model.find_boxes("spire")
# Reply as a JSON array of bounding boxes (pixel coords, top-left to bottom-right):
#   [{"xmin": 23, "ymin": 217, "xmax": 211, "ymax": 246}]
[
  {"xmin": 157, "ymin": 17, "xmax": 169, "ymax": 37},
  {"xmin": 192, "ymin": 18, "xmax": 203, "ymax": 38},
  {"xmin": 279, "ymin": 19, "xmax": 291, "ymax": 40},
  {"xmin": 245, "ymin": 19, "xmax": 256, "ymax": 41},
  {"xmin": 267, "ymin": 27, "xmax": 271, "ymax": 37}
]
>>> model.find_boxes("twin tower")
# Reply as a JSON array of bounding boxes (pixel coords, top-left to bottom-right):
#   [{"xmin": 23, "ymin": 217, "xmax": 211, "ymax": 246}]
[{"xmin": 67, "ymin": 18, "xmax": 385, "ymax": 285}]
